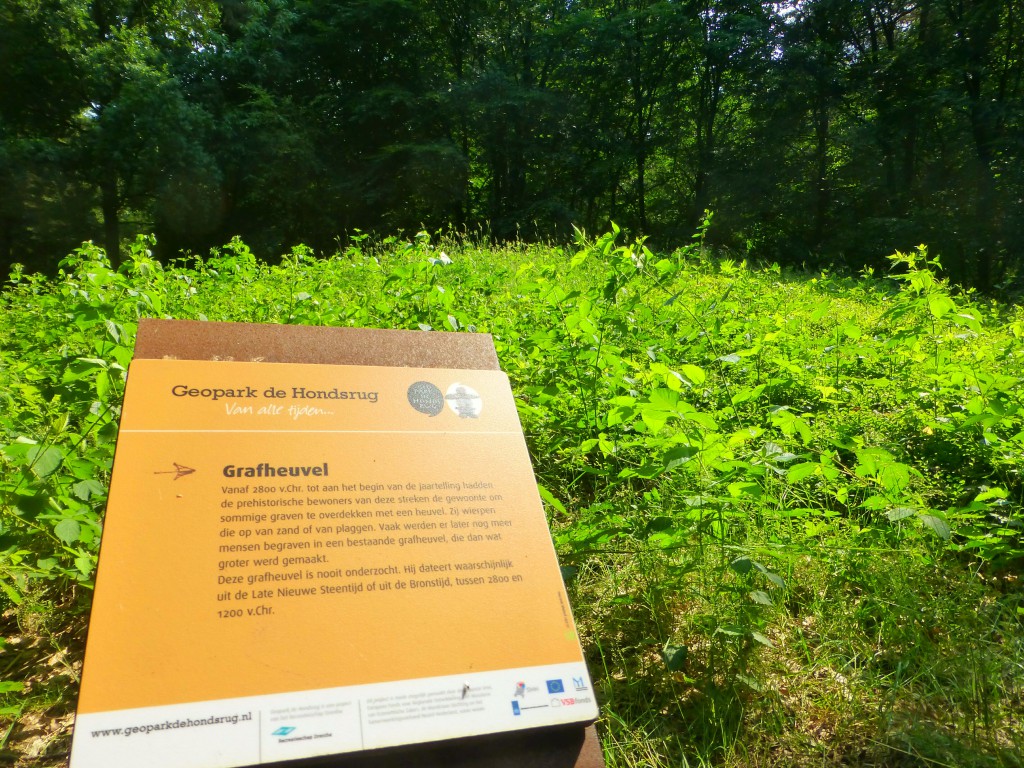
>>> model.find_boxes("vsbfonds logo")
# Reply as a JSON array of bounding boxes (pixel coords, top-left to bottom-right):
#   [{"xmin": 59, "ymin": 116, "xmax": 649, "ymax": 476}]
[{"xmin": 271, "ymin": 726, "xmax": 296, "ymax": 737}]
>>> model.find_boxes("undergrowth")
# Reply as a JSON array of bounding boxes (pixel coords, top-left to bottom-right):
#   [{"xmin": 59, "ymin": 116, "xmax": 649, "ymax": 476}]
[{"xmin": 1, "ymin": 226, "xmax": 1022, "ymax": 766}]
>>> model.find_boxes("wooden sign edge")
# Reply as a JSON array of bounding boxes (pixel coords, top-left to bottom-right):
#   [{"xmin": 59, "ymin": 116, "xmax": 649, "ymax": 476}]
[{"xmin": 133, "ymin": 318, "xmax": 502, "ymax": 371}]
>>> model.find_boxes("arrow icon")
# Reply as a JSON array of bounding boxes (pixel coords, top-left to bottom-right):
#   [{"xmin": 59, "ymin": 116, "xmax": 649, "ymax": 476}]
[{"xmin": 154, "ymin": 463, "xmax": 197, "ymax": 480}]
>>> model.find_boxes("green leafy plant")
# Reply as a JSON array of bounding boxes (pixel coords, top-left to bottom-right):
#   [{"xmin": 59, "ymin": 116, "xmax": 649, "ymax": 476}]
[{"xmin": 1, "ymin": 229, "xmax": 1022, "ymax": 767}]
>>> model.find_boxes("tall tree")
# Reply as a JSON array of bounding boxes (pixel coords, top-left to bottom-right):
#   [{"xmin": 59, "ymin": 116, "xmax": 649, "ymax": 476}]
[
  {"xmin": 0, "ymin": 0, "xmax": 97, "ymax": 270},
  {"xmin": 80, "ymin": 0, "xmax": 220, "ymax": 263}
]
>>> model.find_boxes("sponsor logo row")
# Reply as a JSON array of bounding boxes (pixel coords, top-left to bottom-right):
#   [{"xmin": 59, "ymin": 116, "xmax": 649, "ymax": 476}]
[{"xmin": 511, "ymin": 676, "xmax": 589, "ymax": 716}]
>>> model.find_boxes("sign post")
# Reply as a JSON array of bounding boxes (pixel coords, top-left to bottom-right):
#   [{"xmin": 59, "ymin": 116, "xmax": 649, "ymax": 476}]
[{"xmin": 70, "ymin": 320, "xmax": 601, "ymax": 768}]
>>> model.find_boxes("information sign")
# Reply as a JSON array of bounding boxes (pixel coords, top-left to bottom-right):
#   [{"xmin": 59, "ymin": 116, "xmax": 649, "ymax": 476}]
[{"xmin": 69, "ymin": 322, "xmax": 597, "ymax": 768}]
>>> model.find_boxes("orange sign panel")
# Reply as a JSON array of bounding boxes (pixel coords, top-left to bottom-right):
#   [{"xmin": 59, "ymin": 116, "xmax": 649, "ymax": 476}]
[{"xmin": 70, "ymin": 353, "xmax": 596, "ymax": 768}]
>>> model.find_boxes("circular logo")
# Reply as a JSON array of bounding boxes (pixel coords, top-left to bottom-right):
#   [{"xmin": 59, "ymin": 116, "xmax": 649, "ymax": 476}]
[{"xmin": 407, "ymin": 381, "xmax": 444, "ymax": 416}]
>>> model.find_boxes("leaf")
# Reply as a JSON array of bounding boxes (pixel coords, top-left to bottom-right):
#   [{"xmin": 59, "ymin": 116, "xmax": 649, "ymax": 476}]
[
  {"xmin": 919, "ymin": 514, "xmax": 951, "ymax": 540},
  {"xmin": 975, "ymin": 487, "xmax": 1008, "ymax": 503},
  {"xmin": 663, "ymin": 446, "xmax": 698, "ymax": 471},
  {"xmin": 647, "ymin": 388, "xmax": 680, "ymax": 410},
  {"xmin": 73, "ymin": 479, "xmax": 106, "ymax": 501},
  {"xmin": 644, "ymin": 517, "xmax": 674, "ymax": 536},
  {"xmin": 0, "ymin": 682, "xmax": 24, "ymax": 694},
  {"xmin": 75, "ymin": 555, "xmax": 95, "ymax": 578},
  {"xmin": 861, "ymin": 494, "xmax": 888, "ymax": 511},
  {"xmin": 735, "ymin": 673, "xmax": 764, "ymax": 691},
  {"xmin": 685, "ymin": 412, "xmax": 719, "ymax": 430},
  {"xmin": 732, "ymin": 384, "xmax": 766, "ymax": 405},
  {"xmin": 841, "ymin": 323, "xmax": 862, "ymax": 340},
  {"xmin": 606, "ymin": 405, "xmax": 634, "ymax": 427},
  {"xmin": 886, "ymin": 507, "xmax": 916, "ymax": 522},
  {"xmin": 678, "ymin": 364, "xmax": 706, "ymax": 386},
  {"xmin": 878, "ymin": 462, "xmax": 911, "ymax": 493},
  {"xmin": 54, "ymin": 519, "xmax": 81, "ymax": 544},
  {"xmin": 640, "ymin": 409, "xmax": 669, "ymax": 432},
  {"xmin": 793, "ymin": 416, "xmax": 812, "ymax": 445},
  {"xmin": 537, "ymin": 485, "xmax": 566, "ymax": 515},
  {"xmin": 104, "ymin": 319, "xmax": 122, "ymax": 343},
  {"xmin": 661, "ymin": 643, "xmax": 688, "ymax": 671},
  {"xmin": 27, "ymin": 446, "xmax": 64, "ymax": 478},
  {"xmin": 716, "ymin": 625, "xmax": 744, "ymax": 637},
  {"xmin": 730, "ymin": 556, "xmax": 753, "ymax": 575},
  {"xmin": 95, "ymin": 370, "xmax": 112, "ymax": 401},
  {"xmin": 787, "ymin": 462, "xmax": 818, "ymax": 483},
  {"xmin": 750, "ymin": 631, "xmax": 773, "ymax": 647},
  {"xmin": 928, "ymin": 294, "xmax": 956, "ymax": 318},
  {"xmin": 654, "ymin": 258, "xmax": 674, "ymax": 275},
  {"xmin": 728, "ymin": 481, "xmax": 763, "ymax": 499},
  {"xmin": 749, "ymin": 590, "xmax": 773, "ymax": 605},
  {"xmin": 717, "ymin": 353, "xmax": 741, "ymax": 364},
  {"xmin": 0, "ymin": 580, "xmax": 22, "ymax": 606}
]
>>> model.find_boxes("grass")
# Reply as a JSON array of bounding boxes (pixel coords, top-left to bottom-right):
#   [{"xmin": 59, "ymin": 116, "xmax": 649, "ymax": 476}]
[
  {"xmin": 571, "ymin": 544, "xmax": 1023, "ymax": 767},
  {"xmin": 0, "ymin": 229, "xmax": 1022, "ymax": 766}
]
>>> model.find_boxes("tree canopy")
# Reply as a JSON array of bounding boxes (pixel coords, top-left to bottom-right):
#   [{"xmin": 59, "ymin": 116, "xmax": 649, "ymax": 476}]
[{"xmin": 2, "ymin": 0, "xmax": 1022, "ymax": 288}]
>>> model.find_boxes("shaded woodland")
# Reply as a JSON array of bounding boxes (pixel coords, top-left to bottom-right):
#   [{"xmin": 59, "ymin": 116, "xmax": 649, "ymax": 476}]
[{"xmin": 1, "ymin": 0, "xmax": 1021, "ymax": 288}]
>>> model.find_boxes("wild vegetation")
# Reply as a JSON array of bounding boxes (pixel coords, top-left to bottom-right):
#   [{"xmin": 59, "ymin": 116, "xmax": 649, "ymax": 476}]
[{"xmin": 1, "ymin": 230, "xmax": 1022, "ymax": 766}]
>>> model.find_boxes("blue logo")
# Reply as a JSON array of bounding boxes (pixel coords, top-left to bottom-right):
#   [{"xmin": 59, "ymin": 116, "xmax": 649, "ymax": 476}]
[
  {"xmin": 272, "ymin": 726, "xmax": 296, "ymax": 736},
  {"xmin": 511, "ymin": 701, "xmax": 521, "ymax": 716},
  {"xmin": 546, "ymin": 679, "xmax": 564, "ymax": 694},
  {"xmin": 573, "ymin": 676, "xmax": 588, "ymax": 691}
]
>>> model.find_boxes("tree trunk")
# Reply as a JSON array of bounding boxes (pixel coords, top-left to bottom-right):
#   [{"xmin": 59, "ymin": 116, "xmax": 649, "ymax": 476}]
[
  {"xmin": 812, "ymin": 103, "xmax": 830, "ymax": 249},
  {"xmin": 101, "ymin": 174, "xmax": 121, "ymax": 268},
  {"xmin": 0, "ymin": 215, "xmax": 14, "ymax": 273},
  {"xmin": 636, "ymin": 148, "xmax": 648, "ymax": 233}
]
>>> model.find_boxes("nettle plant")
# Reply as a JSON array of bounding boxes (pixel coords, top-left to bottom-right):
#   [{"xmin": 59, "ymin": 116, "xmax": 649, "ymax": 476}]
[
  {"xmin": 1, "ymin": 240, "xmax": 152, "ymax": 602},
  {"xmin": 490, "ymin": 219, "xmax": 791, "ymax": 683},
  {"xmin": 1, "ymin": 226, "xmax": 1020, "ymax": 694},
  {"xmin": 767, "ymin": 246, "xmax": 1023, "ymax": 564},
  {"xmin": 876, "ymin": 247, "xmax": 1023, "ymax": 563},
  {"xmin": 492, "ymin": 228, "xmax": 1022, "ymax": 693}
]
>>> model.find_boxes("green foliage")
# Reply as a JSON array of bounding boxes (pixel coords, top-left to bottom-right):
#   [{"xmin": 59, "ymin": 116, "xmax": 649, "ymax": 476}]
[
  {"xmin": 4, "ymin": 0, "xmax": 1023, "ymax": 287},
  {"xmin": 1, "ymin": 230, "xmax": 1022, "ymax": 765}
]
